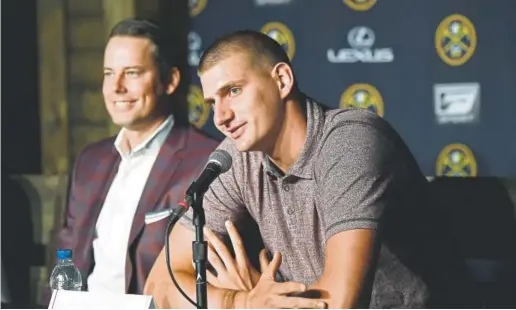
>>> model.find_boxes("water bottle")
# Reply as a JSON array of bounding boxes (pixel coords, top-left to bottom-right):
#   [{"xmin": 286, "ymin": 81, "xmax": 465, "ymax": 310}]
[{"xmin": 49, "ymin": 249, "xmax": 82, "ymax": 291}]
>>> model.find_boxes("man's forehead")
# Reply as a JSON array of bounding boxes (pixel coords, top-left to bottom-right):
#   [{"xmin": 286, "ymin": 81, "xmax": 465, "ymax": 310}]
[
  {"xmin": 200, "ymin": 53, "xmax": 271, "ymax": 90},
  {"xmin": 216, "ymin": 52, "xmax": 253, "ymax": 71},
  {"xmin": 104, "ymin": 37, "xmax": 154, "ymax": 66},
  {"xmin": 107, "ymin": 36, "xmax": 152, "ymax": 49},
  {"xmin": 200, "ymin": 57, "xmax": 248, "ymax": 86}
]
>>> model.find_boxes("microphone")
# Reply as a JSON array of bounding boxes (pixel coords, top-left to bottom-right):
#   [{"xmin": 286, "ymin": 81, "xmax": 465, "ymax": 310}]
[
  {"xmin": 144, "ymin": 149, "xmax": 232, "ymax": 225},
  {"xmin": 186, "ymin": 149, "xmax": 232, "ymax": 198}
]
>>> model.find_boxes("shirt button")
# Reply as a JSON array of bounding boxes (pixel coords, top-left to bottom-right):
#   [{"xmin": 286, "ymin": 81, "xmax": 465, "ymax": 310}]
[
  {"xmin": 287, "ymin": 208, "xmax": 294, "ymax": 215},
  {"xmin": 282, "ymin": 184, "xmax": 290, "ymax": 191}
]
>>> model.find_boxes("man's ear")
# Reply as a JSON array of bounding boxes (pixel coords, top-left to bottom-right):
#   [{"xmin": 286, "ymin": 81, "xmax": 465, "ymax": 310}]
[
  {"xmin": 165, "ymin": 67, "xmax": 181, "ymax": 95},
  {"xmin": 271, "ymin": 62, "xmax": 294, "ymax": 100}
]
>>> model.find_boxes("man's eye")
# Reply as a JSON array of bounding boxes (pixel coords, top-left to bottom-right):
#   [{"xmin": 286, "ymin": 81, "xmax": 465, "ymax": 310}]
[
  {"xmin": 229, "ymin": 87, "xmax": 241, "ymax": 96},
  {"xmin": 126, "ymin": 71, "xmax": 139, "ymax": 77}
]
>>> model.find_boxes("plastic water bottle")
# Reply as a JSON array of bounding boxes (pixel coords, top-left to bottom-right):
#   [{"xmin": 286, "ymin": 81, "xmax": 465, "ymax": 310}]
[{"xmin": 49, "ymin": 249, "xmax": 82, "ymax": 291}]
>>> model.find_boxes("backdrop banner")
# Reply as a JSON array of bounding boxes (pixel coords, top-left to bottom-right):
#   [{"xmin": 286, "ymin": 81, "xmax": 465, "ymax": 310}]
[{"xmin": 186, "ymin": 0, "xmax": 516, "ymax": 177}]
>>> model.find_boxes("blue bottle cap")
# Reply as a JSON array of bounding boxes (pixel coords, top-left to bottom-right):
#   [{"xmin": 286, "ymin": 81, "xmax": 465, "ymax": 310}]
[{"xmin": 56, "ymin": 249, "xmax": 72, "ymax": 260}]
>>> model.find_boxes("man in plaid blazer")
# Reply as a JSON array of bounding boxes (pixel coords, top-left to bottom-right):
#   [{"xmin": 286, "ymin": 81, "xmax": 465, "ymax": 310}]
[{"xmin": 54, "ymin": 18, "xmax": 220, "ymax": 296}]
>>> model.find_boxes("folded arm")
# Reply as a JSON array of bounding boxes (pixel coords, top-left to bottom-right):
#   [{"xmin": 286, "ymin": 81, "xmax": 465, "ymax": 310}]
[
  {"xmin": 309, "ymin": 229, "xmax": 378, "ymax": 308},
  {"xmin": 201, "ymin": 223, "xmax": 379, "ymax": 309},
  {"xmin": 145, "ymin": 222, "xmax": 328, "ymax": 309}
]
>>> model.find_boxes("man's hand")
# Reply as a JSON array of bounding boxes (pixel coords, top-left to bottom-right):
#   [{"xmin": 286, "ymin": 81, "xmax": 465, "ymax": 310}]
[
  {"xmin": 235, "ymin": 252, "xmax": 327, "ymax": 309},
  {"xmin": 204, "ymin": 221, "xmax": 326, "ymax": 308},
  {"xmin": 204, "ymin": 221, "xmax": 260, "ymax": 291}
]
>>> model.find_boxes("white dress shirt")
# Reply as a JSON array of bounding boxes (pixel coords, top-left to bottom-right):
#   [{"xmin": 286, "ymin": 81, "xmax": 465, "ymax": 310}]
[{"xmin": 87, "ymin": 115, "xmax": 174, "ymax": 294}]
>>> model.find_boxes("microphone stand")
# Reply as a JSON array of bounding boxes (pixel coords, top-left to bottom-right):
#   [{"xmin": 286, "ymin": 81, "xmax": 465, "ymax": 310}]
[{"xmin": 187, "ymin": 186, "xmax": 208, "ymax": 309}]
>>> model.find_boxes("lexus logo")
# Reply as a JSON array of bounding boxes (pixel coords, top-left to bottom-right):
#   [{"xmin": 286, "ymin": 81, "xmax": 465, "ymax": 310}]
[
  {"xmin": 328, "ymin": 25, "xmax": 393, "ymax": 63},
  {"xmin": 347, "ymin": 26, "xmax": 375, "ymax": 48}
]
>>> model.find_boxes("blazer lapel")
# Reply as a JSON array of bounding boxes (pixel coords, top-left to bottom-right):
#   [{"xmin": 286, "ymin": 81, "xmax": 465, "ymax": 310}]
[
  {"xmin": 80, "ymin": 143, "xmax": 120, "ymax": 276},
  {"xmin": 127, "ymin": 126, "xmax": 188, "ymax": 246},
  {"xmin": 91, "ymin": 149, "xmax": 121, "ymax": 212}
]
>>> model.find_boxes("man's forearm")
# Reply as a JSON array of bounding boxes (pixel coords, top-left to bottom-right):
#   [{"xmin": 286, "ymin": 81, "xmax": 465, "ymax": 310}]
[
  {"xmin": 148, "ymin": 270, "xmax": 243, "ymax": 309},
  {"xmin": 306, "ymin": 229, "xmax": 377, "ymax": 309},
  {"xmin": 309, "ymin": 280, "xmax": 356, "ymax": 309}
]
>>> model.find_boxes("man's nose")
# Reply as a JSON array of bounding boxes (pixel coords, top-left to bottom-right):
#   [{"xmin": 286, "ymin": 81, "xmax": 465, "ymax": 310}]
[
  {"xmin": 111, "ymin": 74, "xmax": 126, "ymax": 93},
  {"xmin": 214, "ymin": 103, "xmax": 234, "ymax": 127}
]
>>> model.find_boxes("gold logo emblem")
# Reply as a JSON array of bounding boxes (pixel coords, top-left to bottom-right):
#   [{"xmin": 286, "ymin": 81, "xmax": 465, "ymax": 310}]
[
  {"xmin": 340, "ymin": 83, "xmax": 384, "ymax": 117},
  {"xmin": 343, "ymin": 0, "xmax": 377, "ymax": 11},
  {"xmin": 189, "ymin": 0, "xmax": 207, "ymax": 17},
  {"xmin": 435, "ymin": 14, "xmax": 477, "ymax": 66},
  {"xmin": 188, "ymin": 85, "xmax": 210, "ymax": 128},
  {"xmin": 261, "ymin": 22, "xmax": 296, "ymax": 60},
  {"xmin": 436, "ymin": 143, "xmax": 478, "ymax": 177}
]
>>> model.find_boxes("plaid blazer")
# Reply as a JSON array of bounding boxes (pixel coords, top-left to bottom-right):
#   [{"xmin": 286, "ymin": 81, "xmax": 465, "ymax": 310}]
[{"xmin": 56, "ymin": 124, "xmax": 220, "ymax": 294}]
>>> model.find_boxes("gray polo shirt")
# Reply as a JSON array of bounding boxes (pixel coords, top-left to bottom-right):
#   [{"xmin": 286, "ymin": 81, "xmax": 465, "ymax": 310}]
[{"xmin": 180, "ymin": 99, "xmax": 458, "ymax": 307}]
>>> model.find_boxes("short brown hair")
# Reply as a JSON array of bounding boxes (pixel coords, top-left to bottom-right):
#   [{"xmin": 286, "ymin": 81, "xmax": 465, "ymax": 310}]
[{"xmin": 198, "ymin": 30, "xmax": 292, "ymax": 74}]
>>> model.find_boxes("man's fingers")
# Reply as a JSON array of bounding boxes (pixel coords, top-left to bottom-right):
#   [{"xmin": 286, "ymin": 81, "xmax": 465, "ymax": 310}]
[
  {"xmin": 204, "ymin": 227, "xmax": 238, "ymax": 272},
  {"xmin": 207, "ymin": 243, "xmax": 225, "ymax": 273},
  {"xmin": 274, "ymin": 296, "xmax": 327, "ymax": 309},
  {"xmin": 271, "ymin": 281, "xmax": 306, "ymax": 295},
  {"xmin": 225, "ymin": 220, "xmax": 249, "ymax": 271},
  {"xmin": 204, "ymin": 226, "xmax": 226, "ymax": 250},
  {"xmin": 206, "ymin": 269, "xmax": 220, "ymax": 287},
  {"xmin": 259, "ymin": 249, "xmax": 269, "ymax": 273},
  {"xmin": 264, "ymin": 252, "xmax": 282, "ymax": 279}
]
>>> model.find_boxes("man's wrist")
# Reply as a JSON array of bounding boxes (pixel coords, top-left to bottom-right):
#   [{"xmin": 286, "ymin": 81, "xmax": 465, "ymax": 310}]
[{"xmin": 232, "ymin": 290, "xmax": 249, "ymax": 309}]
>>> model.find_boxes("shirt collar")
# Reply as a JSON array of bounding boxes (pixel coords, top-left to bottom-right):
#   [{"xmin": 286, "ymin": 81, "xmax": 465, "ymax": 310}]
[{"xmin": 114, "ymin": 114, "xmax": 174, "ymax": 159}]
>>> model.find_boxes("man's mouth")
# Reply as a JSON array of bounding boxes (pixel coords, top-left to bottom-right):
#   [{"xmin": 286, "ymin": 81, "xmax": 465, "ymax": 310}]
[{"xmin": 227, "ymin": 122, "xmax": 247, "ymax": 139}]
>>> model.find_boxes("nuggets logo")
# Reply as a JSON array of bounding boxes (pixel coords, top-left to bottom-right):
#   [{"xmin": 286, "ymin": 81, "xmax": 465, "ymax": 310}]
[
  {"xmin": 436, "ymin": 143, "xmax": 478, "ymax": 177},
  {"xmin": 261, "ymin": 22, "xmax": 296, "ymax": 60},
  {"xmin": 340, "ymin": 83, "xmax": 384, "ymax": 117},
  {"xmin": 435, "ymin": 14, "xmax": 477, "ymax": 66},
  {"xmin": 188, "ymin": 85, "xmax": 210, "ymax": 128},
  {"xmin": 189, "ymin": 0, "xmax": 207, "ymax": 17},
  {"xmin": 343, "ymin": 0, "xmax": 377, "ymax": 11}
]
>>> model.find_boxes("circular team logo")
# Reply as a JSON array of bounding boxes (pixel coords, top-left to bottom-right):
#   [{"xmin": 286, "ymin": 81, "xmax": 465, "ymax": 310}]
[
  {"xmin": 436, "ymin": 143, "xmax": 478, "ymax": 177},
  {"xmin": 261, "ymin": 22, "xmax": 296, "ymax": 60},
  {"xmin": 189, "ymin": 0, "xmax": 207, "ymax": 17},
  {"xmin": 343, "ymin": 0, "xmax": 377, "ymax": 11},
  {"xmin": 188, "ymin": 85, "xmax": 210, "ymax": 128},
  {"xmin": 435, "ymin": 14, "xmax": 477, "ymax": 66},
  {"xmin": 340, "ymin": 83, "xmax": 384, "ymax": 117}
]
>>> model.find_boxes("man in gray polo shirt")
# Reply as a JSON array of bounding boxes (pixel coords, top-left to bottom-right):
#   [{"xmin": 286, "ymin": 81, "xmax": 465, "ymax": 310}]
[{"xmin": 145, "ymin": 30, "xmax": 472, "ymax": 308}]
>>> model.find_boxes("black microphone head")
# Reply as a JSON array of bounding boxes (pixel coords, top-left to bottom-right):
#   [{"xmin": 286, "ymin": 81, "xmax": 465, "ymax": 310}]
[{"xmin": 208, "ymin": 149, "xmax": 232, "ymax": 173}]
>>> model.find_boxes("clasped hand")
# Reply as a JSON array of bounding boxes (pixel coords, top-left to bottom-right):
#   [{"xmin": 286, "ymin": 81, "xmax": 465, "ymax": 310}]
[{"xmin": 203, "ymin": 220, "xmax": 326, "ymax": 309}]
